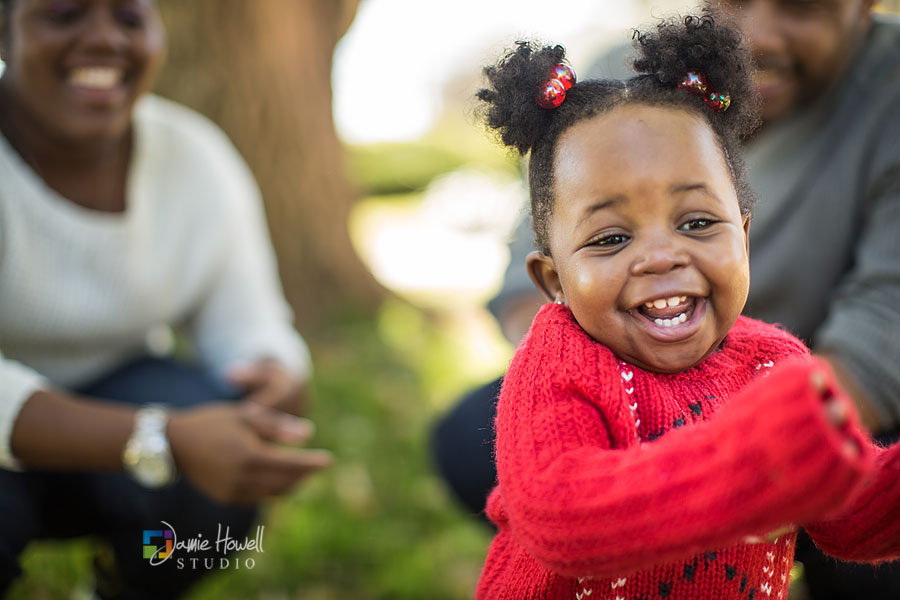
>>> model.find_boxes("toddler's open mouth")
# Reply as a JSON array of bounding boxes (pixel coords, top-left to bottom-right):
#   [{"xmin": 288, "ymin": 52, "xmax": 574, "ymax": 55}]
[
  {"xmin": 631, "ymin": 294, "xmax": 706, "ymax": 342},
  {"xmin": 637, "ymin": 295, "xmax": 697, "ymax": 328}
]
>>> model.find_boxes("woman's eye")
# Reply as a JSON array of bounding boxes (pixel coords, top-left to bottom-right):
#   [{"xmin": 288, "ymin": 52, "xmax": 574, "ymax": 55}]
[
  {"xmin": 45, "ymin": 2, "xmax": 83, "ymax": 24},
  {"xmin": 116, "ymin": 7, "xmax": 145, "ymax": 28},
  {"xmin": 679, "ymin": 219, "xmax": 714, "ymax": 231}
]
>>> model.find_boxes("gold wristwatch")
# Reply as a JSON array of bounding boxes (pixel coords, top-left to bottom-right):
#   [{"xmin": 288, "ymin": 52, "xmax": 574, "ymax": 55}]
[{"xmin": 122, "ymin": 405, "xmax": 177, "ymax": 488}]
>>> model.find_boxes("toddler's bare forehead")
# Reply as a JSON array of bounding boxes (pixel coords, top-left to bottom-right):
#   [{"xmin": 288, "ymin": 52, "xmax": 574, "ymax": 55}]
[{"xmin": 553, "ymin": 106, "xmax": 733, "ymax": 205}]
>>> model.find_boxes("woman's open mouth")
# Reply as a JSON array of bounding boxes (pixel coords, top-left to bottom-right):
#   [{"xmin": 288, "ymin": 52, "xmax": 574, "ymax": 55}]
[
  {"xmin": 632, "ymin": 294, "xmax": 707, "ymax": 342},
  {"xmin": 64, "ymin": 65, "xmax": 130, "ymax": 107},
  {"xmin": 69, "ymin": 66, "xmax": 124, "ymax": 90}
]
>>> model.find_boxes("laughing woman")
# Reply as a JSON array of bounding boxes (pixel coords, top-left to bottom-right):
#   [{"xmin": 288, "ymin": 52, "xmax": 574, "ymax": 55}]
[{"xmin": 0, "ymin": 0, "xmax": 330, "ymax": 597}]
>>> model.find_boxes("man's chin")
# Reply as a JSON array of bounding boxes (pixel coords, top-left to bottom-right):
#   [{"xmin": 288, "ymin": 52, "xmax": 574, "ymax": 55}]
[
  {"xmin": 752, "ymin": 79, "xmax": 796, "ymax": 124},
  {"xmin": 758, "ymin": 93, "xmax": 797, "ymax": 125}
]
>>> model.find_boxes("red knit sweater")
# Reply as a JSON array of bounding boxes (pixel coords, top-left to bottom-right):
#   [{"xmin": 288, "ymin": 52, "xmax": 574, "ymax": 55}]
[{"xmin": 478, "ymin": 304, "xmax": 900, "ymax": 600}]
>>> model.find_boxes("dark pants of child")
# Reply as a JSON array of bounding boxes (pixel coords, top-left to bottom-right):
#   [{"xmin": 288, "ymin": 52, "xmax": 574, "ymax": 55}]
[
  {"xmin": 431, "ymin": 377, "xmax": 900, "ymax": 599},
  {"xmin": 0, "ymin": 357, "xmax": 258, "ymax": 600}
]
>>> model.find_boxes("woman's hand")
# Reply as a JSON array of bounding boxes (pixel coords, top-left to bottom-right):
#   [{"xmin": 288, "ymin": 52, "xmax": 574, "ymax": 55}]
[
  {"xmin": 227, "ymin": 359, "xmax": 306, "ymax": 416},
  {"xmin": 167, "ymin": 401, "xmax": 332, "ymax": 505}
]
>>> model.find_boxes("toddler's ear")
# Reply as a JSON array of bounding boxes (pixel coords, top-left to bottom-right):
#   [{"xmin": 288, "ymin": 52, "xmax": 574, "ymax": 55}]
[
  {"xmin": 742, "ymin": 214, "xmax": 752, "ymax": 254},
  {"xmin": 526, "ymin": 251, "xmax": 564, "ymax": 303}
]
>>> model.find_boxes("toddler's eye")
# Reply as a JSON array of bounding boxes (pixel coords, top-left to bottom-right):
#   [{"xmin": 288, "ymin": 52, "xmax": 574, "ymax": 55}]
[
  {"xmin": 678, "ymin": 219, "xmax": 714, "ymax": 231},
  {"xmin": 590, "ymin": 233, "xmax": 629, "ymax": 247}
]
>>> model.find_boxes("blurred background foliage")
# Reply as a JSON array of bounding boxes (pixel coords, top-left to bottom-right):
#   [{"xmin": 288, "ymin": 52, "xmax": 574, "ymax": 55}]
[
  {"xmin": 346, "ymin": 114, "xmax": 522, "ymax": 197},
  {"xmin": 8, "ymin": 1, "xmax": 900, "ymax": 599}
]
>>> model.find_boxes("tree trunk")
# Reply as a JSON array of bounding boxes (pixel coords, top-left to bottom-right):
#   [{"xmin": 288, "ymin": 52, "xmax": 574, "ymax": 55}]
[{"xmin": 154, "ymin": 0, "xmax": 383, "ymax": 333}]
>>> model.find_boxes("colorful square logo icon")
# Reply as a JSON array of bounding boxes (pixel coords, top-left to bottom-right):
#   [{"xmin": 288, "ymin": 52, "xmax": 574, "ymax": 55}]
[{"xmin": 143, "ymin": 528, "xmax": 173, "ymax": 560}]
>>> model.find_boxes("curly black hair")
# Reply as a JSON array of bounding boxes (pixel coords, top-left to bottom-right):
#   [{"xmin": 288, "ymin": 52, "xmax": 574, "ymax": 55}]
[{"xmin": 477, "ymin": 13, "xmax": 759, "ymax": 254}]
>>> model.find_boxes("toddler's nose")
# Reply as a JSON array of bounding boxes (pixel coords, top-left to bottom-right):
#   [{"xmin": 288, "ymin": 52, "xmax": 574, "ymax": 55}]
[{"xmin": 629, "ymin": 236, "xmax": 689, "ymax": 276}]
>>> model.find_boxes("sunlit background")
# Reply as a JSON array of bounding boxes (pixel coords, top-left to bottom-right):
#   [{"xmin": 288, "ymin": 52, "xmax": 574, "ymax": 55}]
[{"xmin": 334, "ymin": 0, "xmax": 691, "ymax": 145}]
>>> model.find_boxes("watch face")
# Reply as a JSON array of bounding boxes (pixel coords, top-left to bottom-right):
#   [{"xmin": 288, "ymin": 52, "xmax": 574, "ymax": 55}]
[
  {"xmin": 134, "ymin": 453, "xmax": 173, "ymax": 487},
  {"xmin": 124, "ymin": 432, "xmax": 174, "ymax": 488}
]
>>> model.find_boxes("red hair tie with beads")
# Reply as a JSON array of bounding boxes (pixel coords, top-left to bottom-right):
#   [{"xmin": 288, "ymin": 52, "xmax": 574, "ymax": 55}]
[
  {"xmin": 535, "ymin": 62, "xmax": 576, "ymax": 109},
  {"xmin": 677, "ymin": 70, "xmax": 731, "ymax": 112}
]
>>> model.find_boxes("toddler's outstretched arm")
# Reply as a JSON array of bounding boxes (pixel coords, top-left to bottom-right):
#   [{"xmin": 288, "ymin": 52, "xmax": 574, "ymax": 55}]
[
  {"xmin": 803, "ymin": 436, "xmax": 900, "ymax": 562},
  {"xmin": 495, "ymin": 356, "xmax": 874, "ymax": 578}
]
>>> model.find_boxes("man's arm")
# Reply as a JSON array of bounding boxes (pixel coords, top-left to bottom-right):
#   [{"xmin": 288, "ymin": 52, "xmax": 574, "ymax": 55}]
[
  {"xmin": 820, "ymin": 353, "xmax": 884, "ymax": 432},
  {"xmin": 813, "ymin": 107, "xmax": 900, "ymax": 434}
]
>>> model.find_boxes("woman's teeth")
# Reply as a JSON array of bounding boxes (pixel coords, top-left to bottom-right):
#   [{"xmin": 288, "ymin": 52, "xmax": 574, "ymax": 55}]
[
  {"xmin": 69, "ymin": 67, "xmax": 122, "ymax": 90},
  {"xmin": 644, "ymin": 296, "xmax": 687, "ymax": 310},
  {"xmin": 655, "ymin": 313, "xmax": 688, "ymax": 327}
]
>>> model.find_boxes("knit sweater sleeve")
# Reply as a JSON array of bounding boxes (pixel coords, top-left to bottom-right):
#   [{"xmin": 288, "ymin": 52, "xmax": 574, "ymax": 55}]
[
  {"xmin": 185, "ymin": 163, "xmax": 311, "ymax": 381},
  {"xmin": 149, "ymin": 99, "xmax": 312, "ymax": 382},
  {"xmin": 495, "ymin": 309, "xmax": 875, "ymax": 578},
  {"xmin": 0, "ymin": 349, "xmax": 46, "ymax": 470},
  {"xmin": 803, "ymin": 441, "xmax": 900, "ymax": 562}
]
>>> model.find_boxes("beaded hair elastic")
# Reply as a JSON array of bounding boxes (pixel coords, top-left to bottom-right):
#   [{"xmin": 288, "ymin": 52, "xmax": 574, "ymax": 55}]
[
  {"xmin": 677, "ymin": 70, "xmax": 731, "ymax": 112},
  {"xmin": 535, "ymin": 62, "xmax": 576, "ymax": 109}
]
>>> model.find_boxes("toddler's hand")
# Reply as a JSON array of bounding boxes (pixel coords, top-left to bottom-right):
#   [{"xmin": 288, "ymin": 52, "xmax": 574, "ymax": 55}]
[
  {"xmin": 810, "ymin": 368, "xmax": 860, "ymax": 459},
  {"xmin": 743, "ymin": 358, "xmax": 867, "ymax": 544}
]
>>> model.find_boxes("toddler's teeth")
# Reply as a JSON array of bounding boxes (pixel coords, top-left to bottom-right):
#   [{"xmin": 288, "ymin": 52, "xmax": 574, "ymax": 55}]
[
  {"xmin": 666, "ymin": 297, "xmax": 680, "ymax": 307},
  {"xmin": 651, "ymin": 312, "xmax": 688, "ymax": 327},
  {"xmin": 653, "ymin": 299, "xmax": 668, "ymax": 309},
  {"xmin": 680, "ymin": 296, "xmax": 687, "ymax": 302},
  {"xmin": 645, "ymin": 301, "xmax": 655, "ymax": 309}
]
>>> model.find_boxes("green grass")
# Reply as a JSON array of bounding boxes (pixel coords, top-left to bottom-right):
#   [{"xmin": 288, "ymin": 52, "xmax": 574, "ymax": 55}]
[{"xmin": 7, "ymin": 301, "xmax": 495, "ymax": 599}]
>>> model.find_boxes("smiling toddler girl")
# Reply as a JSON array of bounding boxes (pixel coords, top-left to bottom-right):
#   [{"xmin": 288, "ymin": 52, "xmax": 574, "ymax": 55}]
[{"xmin": 475, "ymin": 14, "xmax": 900, "ymax": 600}]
